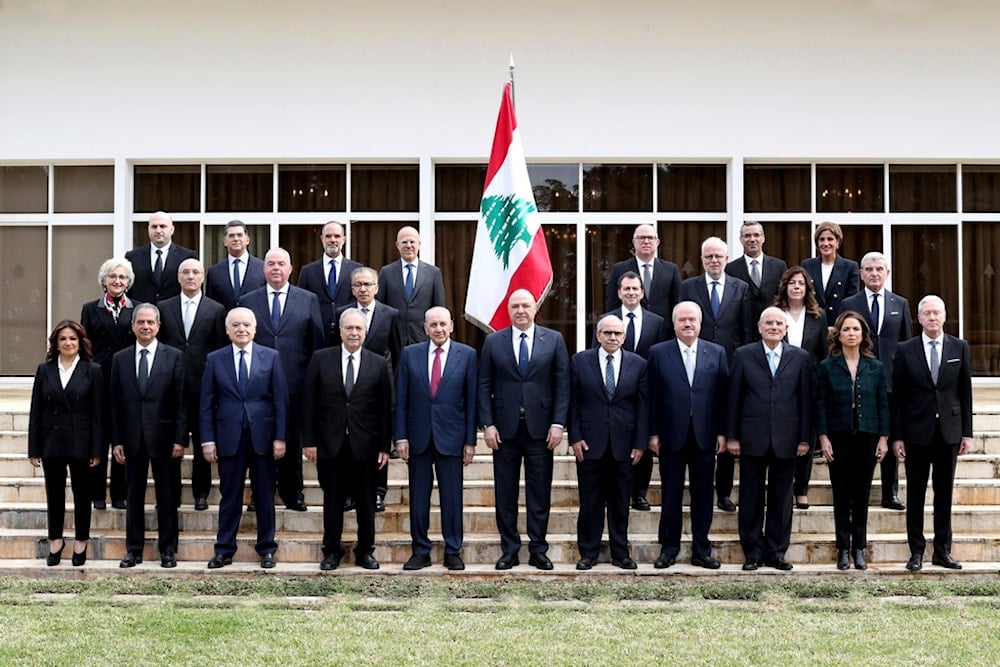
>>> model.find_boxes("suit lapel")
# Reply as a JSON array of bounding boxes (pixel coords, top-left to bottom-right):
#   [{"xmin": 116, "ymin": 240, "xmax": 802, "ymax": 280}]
[
  {"xmin": 44, "ymin": 363, "xmax": 72, "ymax": 407},
  {"xmin": 665, "ymin": 342, "xmax": 689, "ymax": 386},
  {"xmin": 591, "ymin": 349, "xmax": 614, "ymax": 400}
]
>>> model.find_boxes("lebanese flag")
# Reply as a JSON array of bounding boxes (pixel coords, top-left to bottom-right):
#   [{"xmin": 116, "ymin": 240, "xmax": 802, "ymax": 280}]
[{"xmin": 465, "ymin": 81, "xmax": 553, "ymax": 332}]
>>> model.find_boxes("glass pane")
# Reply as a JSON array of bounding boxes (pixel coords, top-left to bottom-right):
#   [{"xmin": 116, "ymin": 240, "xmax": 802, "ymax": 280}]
[
  {"xmin": 582, "ymin": 164, "xmax": 652, "ymax": 212},
  {"xmin": 889, "ymin": 165, "xmax": 957, "ymax": 213},
  {"xmin": 351, "ymin": 165, "xmax": 419, "ymax": 212},
  {"xmin": 435, "ymin": 164, "xmax": 486, "ymax": 213},
  {"xmin": 278, "ymin": 165, "xmax": 346, "ymax": 212},
  {"xmin": 758, "ymin": 221, "xmax": 812, "ymax": 270},
  {"xmin": 203, "ymin": 223, "xmax": 271, "ymax": 266},
  {"xmin": 336, "ymin": 222, "xmax": 416, "ymax": 276},
  {"xmin": 744, "ymin": 165, "xmax": 810, "ymax": 213},
  {"xmin": 529, "ymin": 164, "xmax": 579, "ymax": 212},
  {"xmin": 52, "ymin": 226, "xmax": 113, "ymax": 324},
  {"xmin": 134, "ymin": 165, "xmax": 200, "ymax": 213},
  {"xmin": 803, "ymin": 224, "xmax": 882, "ymax": 267},
  {"xmin": 657, "ymin": 164, "xmax": 726, "ymax": 212},
  {"xmin": 434, "ymin": 220, "xmax": 486, "ymax": 349},
  {"xmin": 816, "ymin": 165, "xmax": 884, "ymax": 213},
  {"xmin": 0, "ymin": 166, "xmax": 48, "ymax": 214},
  {"xmin": 53, "ymin": 166, "xmax": 113, "ymax": 213},
  {"xmin": 0, "ymin": 226, "xmax": 47, "ymax": 374},
  {"xmin": 963, "ymin": 222, "xmax": 1000, "ymax": 375},
  {"xmin": 962, "ymin": 165, "xmax": 1000, "ymax": 213},
  {"xmin": 657, "ymin": 221, "xmax": 727, "ymax": 281},
  {"xmin": 131, "ymin": 221, "xmax": 200, "ymax": 257},
  {"xmin": 891, "ymin": 225, "xmax": 958, "ymax": 336},
  {"xmin": 277, "ymin": 224, "xmax": 326, "ymax": 285},
  {"xmin": 586, "ymin": 224, "xmax": 635, "ymax": 332},
  {"xmin": 206, "ymin": 164, "xmax": 273, "ymax": 212},
  {"xmin": 537, "ymin": 225, "xmax": 577, "ymax": 350}
]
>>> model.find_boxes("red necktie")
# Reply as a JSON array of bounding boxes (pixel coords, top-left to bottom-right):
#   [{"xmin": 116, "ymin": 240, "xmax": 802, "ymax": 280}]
[{"xmin": 430, "ymin": 346, "xmax": 442, "ymax": 397}]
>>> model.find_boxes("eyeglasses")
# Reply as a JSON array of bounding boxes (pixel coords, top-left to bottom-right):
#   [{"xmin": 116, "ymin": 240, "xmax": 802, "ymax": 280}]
[
  {"xmin": 106, "ymin": 274, "xmax": 129, "ymax": 281},
  {"xmin": 351, "ymin": 282, "xmax": 376, "ymax": 288},
  {"xmin": 600, "ymin": 330, "xmax": 625, "ymax": 337}
]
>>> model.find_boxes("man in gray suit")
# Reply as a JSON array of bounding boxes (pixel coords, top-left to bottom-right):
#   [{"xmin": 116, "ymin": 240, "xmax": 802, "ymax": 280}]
[{"xmin": 377, "ymin": 226, "xmax": 446, "ymax": 345}]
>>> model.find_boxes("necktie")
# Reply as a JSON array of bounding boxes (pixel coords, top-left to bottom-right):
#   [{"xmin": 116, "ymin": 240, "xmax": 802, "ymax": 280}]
[
  {"xmin": 750, "ymin": 259, "xmax": 761, "ymax": 288},
  {"xmin": 328, "ymin": 259, "xmax": 338, "ymax": 299},
  {"xmin": 232, "ymin": 258, "xmax": 242, "ymax": 298},
  {"xmin": 238, "ymin": 350, "xmax": 249, "ymax": 395},
  {"xmin": 404, "ymin": 264, "xmax": 415, "ymax": 301},
  {"xmin": 684, "ymin": 347, "xmax": 695, "ymax": 385},
  {"xmin": 768, "ymin": 350, "xmax": 778, "ymax": 377},
  {"xmin": 518, "ymin": 332, "xmax": 529, "ymax": 376},
  {"xmin": 344, "ymin": 354, "xmax": 355, "ymax": 397},
  {"xmin": 361, "ymin": 306, "xmax": 370, "ymax": 326},
  {"xmin": 642, "ymin": 263, "xmax": 652, "ymax": 295},
  {"xmin": 271, "ymin": 291, "xmax": 282, "ymax": 330},
  {"xmin": 138, "ymin": 349, "xmax": 149, "ymax": 391},
  {"xmin": 929, "ymin": 340, "xmax": 940, "ymax": 384},
  {"xmin": 183, "ymin": 299, "xmax": 195, "ymax": 338},
  {"xmin": 153, "ymin": 249, "xmax": 163, "ymax": 283},
  {"xmin": 430, "ymin": 346, "xmax": 443, "ymax": 397},
  {"xmin": 625, "ymin": 312, "xmax": 636, "ymax": 352},
  {"xmin": 870, "ymin": 293, "xmax": 880, "ymax": 336},
  {"xmin": 604, "ymin": 354, "xmax": 616, "ymax": 397},
  {"xmin": 710, "ymin": 281, "xmax": 721, "ymax": 318}
]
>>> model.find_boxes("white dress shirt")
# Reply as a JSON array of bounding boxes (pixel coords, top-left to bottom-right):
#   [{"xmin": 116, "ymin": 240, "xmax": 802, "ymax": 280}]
[
  {"xmin": 135, "ymin": 340, "xmax": 159, "ymax": 377},
  {"xmin": 58, "ymin": 355, "xmax": 81, "ymax": 389},
  {"xmin": 232, "ymin": 342, "xmax": 253, "ymax": 376},
  {"xmin": 427, "ymin": 338, "xmax": 451, "ymax": 378},
  {"xmin": 511, "ymin": 325, "xmax": 535, "ymax": 360}
]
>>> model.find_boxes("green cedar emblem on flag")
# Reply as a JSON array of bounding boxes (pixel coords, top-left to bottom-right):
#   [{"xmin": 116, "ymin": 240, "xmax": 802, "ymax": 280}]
[{"xmin": 481, "ymin": 194, "xmax": 536, "ymax": 269}]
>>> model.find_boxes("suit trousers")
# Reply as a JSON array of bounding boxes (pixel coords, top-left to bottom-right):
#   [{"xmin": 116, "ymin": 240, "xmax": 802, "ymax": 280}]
[
  {"xmin": 792, "ymin": 438, "xmax": 817, "ymax": 497},
  {"xmin": 738, "ymin": 450, "xmax": 795, "ymax": 562},
  {"xmin": 89, "ymin": 444, "xmax": 126, "ymax": 504},
  {"xmin": 124, "ymin": 448, "xmax": 178, "ymax": 555},
  {"xmin": 42, "ymin": 457, "xmax": 92, "ymax": 541},
  {"xmin": 171, "ymin": 396, "xmax": 213, "ymax": 503},
  {"xmin": 576, "ymin": 446, "xmax": 633, "ymax": 561},
  {"xmin": 715, "ymin": 451, "xmax": 735, "ymax": 501},
  {"xmin": 215, "ymin": 430, "xmax": 277, "ymax": 557},
  {"xmin": 826, "ymin": 431, "xmax": 878, "ymax": 551},
  {"xmin": 276, "ymin": 396, "xmax": 304, "ymax": 504},
  {"xmin": 493, "ymin": 419, "xmax": 554, "ymax": 556},
  {"xmin": 658, "ymin": 424, "xmax": 715, "ymax": 559},
  {"xmin": 316, "ymin": 442, "xmax": 377, "ymax": 558},
  {"xmin": 879, "ymin": 451, "xmax": 901, "ymax": 501},
  {"xmin": 904, "ymin": 426, "xmax": 959, "ymax": 556},
  {"xmin": 408, "ymin": 442, "xmax": 464, "ymax": 556},
  {"xmin": 631, "ymin": 450, "xmax": 654, "ymax": 500}
]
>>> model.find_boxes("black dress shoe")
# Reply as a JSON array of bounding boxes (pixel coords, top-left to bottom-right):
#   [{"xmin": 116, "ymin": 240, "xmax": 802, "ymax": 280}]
[
  {"xmin": 161, "ymin": 552, "xmax": 177, "ymax": 569},
  {"xmin": 654, "ymin": 553, "xmax": 676, "ymax": 569},
  {"xmin": 260, "ymin": 553, "xmax": 277, "ymax": 569},
  {"xmin": 357, "ymin": 553, "xmax": 381, "ymax": 570},
  {"xmin": 742, "ymin": 560, "xmax": 759, "ymax": 571},
  {"xmin": 444, "ymin": 554, "xmax": 465, "ymax": 571},
  {"xmin": 795, "ymin": 500, "xmax": 811, "ymax": 510},
  {"xmin": 905, "ymin": 553, "xmax": 923, "ymax": 572},
  {"xmin": 285, "ymin": 499, "xmax": 308, "ymax": 512},
  {"xmin": 343, "ymin": 496, "xmax": 356, "ymax": 512},
  {"xmin": 717, "ymin": 497, "xmax": 737, "ymax": 512},
  {"xmin": 71, "ymin": 546, "xmax": 87, "ymax": 567},
  {"xmin": 320, "ymin": 554, "xmax": 341, "ymax": 571},
  {"xmin": 403, "ymin": 553, "xmax": 431, "ymax": 570},
  {"xmin": 836, "ymin": 550, "xmax": 850, "ymax": 571},
  {"xmin": 207, "ymin": 554, "xmax": 232, "ymax": 569},
  {"xmin": 194, "ymin": 497, "xmax": 209, "ymax": 511},
  {"xmin": 495, "ymin": 552, "xmax": 519, "ymax": 570},
  {"xmin": 374, "ymin": 493, "xmax": 386, "ymax": 513},
  {"xmin": 92, "ymin": 500, "xmax": 106, "ymax": 510},
  {"xmin": 529, "ymin": 553, "xmax": 554, "ymax": 570},
  {"xmin": 765, "ymin": 557, "xmax": 793, "ymax": 571},
  {"xmin": 119, "ymin": 552, "xmax": 143, "ymax": 568},
  {"xmin": 612, "ymin": 556, "xmax": 637, "ymax": 570},
  {"xmin": 46, "ymin": 541, "xmax": 66, "ymax": 567},
  {"xmin": 631, "ymin": 496, "xmax": 651, "ymax": 511},
  {"xmin": 881, "ymin": 497, "xmax": 905, "ymax": 511},
  {"xmin": 853, "ymin": 549, "xmax": 868, "ymax": 570},
  {"xmin": 932, "ymin": 552, "xmax": 962, "ymax": 569},
  {"xmin": 111, "ymin": 499, "xmax": 127, "ymax": 510},
  {"xmin": 691, "ymin": 555, "xmax": 721, "ymax": 570},
  {"xmin": 576, "ymin": 557, "xmax": 596, "ymax": 570},
  {"xmin": 246, "ymin": 500, "xmax": 256, "ymax": 512}
]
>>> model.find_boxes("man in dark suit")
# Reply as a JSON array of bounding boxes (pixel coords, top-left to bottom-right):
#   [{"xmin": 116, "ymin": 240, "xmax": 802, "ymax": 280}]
[
  {"xmin": 726, "ymin": 306, "xmax": 815, "ymax": 571},
  {"xmin": 569, "ymin": 314, "xmax": 647, "ymax": 570},
  {"xmin": 110, "ymin": 304, "xmax": 187, "ymax": 568},
  {"xmin": 604, "ymin": 223, "xmax": 681, "ymax": 322},
  {"xmin": 302, "ymin": 308, "xmax": 393, "ymax": 570},
  {"xmin": 377, "ymin": 225, "xmax": 446, "ymax": 346},
  {"xmin": 725, "ymin": 221, "xmax": 788, "ymax": 337},
  {"xmin": 892, "ymin": 295, "xmax": 972, "ymax": 572},
  {"xmin": 478, "ymin": 289, "xmax": 570, "ymax": 570},
  {"xmin": 839, "ymin": 251, "xmax": 913, "ymax": 511},
  {"xmin": 681, "ymin": 235, "xmax": 752, "ymax": 513},
  {"xmin": 297, "ymin": 221, "xmax": 363, "ymax": 346},
  {"xmin": 395, "ymin": 307, "xmax": 477, "ymax": 571},
  {"xmin": 594, "ymin": 271, "xmax": 667, "ymax": 512},
  {"xmin": 240, "ymin": 247, "xmax": 324, "ymax": 511},
  {"xmin": 648, "ymin": 301, "xmax": 728, "ymax": 569},
  {"xmin": 158, "ymin": 258, "xmax": 227, "ymax": 511},
  {"xmin": 205, "ymin": 220, "xmax": 266, "ymax": 312},
  {"xmin": 125, "ymin": 211, "xmax": 197, "ymax": 304},
  {"xmin": 200, "ymin": 307, "xmax": 288, "ymax": 569}
]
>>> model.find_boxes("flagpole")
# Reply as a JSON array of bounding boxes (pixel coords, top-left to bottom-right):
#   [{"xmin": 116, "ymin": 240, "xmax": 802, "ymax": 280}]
[{"xmin": 508, "ymin": 54, "xmax": 516, "ymax": 108}]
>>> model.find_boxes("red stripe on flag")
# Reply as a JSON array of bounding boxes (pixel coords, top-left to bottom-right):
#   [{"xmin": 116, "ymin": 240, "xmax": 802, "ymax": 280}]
[
  {"xmin": 487, "ymin": 227, "xmax": 554, "ymax": 330},
  {"xmin": 483, "ymin": 81, "xmax": 516, "ymax": 189}
]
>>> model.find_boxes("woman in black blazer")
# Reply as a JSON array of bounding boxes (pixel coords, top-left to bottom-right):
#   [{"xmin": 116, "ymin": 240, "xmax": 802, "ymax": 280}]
[
  {"xmin": 801, "ymin": 221, "xmax": 860, "ymax": 327},
  {"xmin": 28, "ymin": 320, "xmax": 104, "ymax": 566},
  {"xmin": 773, "ymin": 266, "xmax": 827, "ymax": 509},
  {"xmin": 80, "ymin": 257, "xmax": 135, "ymax": 510},
  {"xmin": 816, "ymin": 311, "xmax": 889, "ymax": 571}
]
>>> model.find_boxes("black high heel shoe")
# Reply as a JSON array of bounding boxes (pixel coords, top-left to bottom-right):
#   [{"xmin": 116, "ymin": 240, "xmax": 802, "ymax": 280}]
[
  {"xmin": 72, "ymin": 544, "xmax": 88, "ymax": 567},
  {"xmin": 47, "ymin": 540, "xmax": 66, "ymax": 566}
]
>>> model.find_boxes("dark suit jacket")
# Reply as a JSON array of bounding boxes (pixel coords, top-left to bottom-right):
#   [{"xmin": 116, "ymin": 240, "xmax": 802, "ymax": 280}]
[
  {"xmin": 802, "ymin": 255, "xmax": 860, "ymax": 326},
  {"xmin": 109, "ymin": 343, "xmax": 187, "ymax": 457},
  {"xmin": 157, "ymin": 294, "xmax": 228, "ymax": 410},
  {"xmin": 839, "ymin": 289, "xmax": 912, "ymax": 392},
  {"xmin": 787, "ymin": 312, "xmax": 828, "ymax": 365},
  {"xmin": 377, "ymin": 259, "xmax": 446, "ymax": 345},
  {"xmin": 568, "ymin": 348, "xmax": 648, "ymax": 462},
  {"xmin": 240, "ymin": 284, "xmax": 324, "ymax": 395},
  {"xmin": 647, "ymin": 339, "xmax": 729, "ymax": 452},
  {"xmin": 125, "ymin": 243, "xmax": 198, "ymax": 304},
  {"xmin": 679, "ymin": 275, "xmax": 752, "ymax": 361},
  {"xmin": 80, "ymin": 297, "xmax": 136, "ymax": 380},
  {"xmin": 477, "ymin": 325, "xmax": 571, "ymax": 441},
  {"xmin": 302, "ymin": 346, "xmax": 393, "ymax": 460},
  {"xmin": 298, "ymin": 256, "xmax": 363, "ymax": 345},
  {"xmin": 200, "ymin": 344, "xmax": 289, "ymax": 456},
  {"xmin": 891, "ymin": 335, "xmax": 972, "ymax": 447},
  {"xmin": 817, "ymin": 355, "xmax": 889, "ymax": 436},
  {"xmin": 726, "ymin": 254, "xmax": 788, "ymax": 337},
  {"xmin": 604, "ymin": 256, "xmax": 681, "ymax": 323},
  {"xmin": 394, "ymin": 341, "xmax": 478, "ymax": 456},
  {"xmin": 28, "ymin": 359, "xmax": 104, "ymax": 460},
  {"xmin": 205, "ymin": 255, "xmax": 266, "ymax": 312},
  {"xmin": 726, "ymin": 343, "xmax": 815, "ymax": 458},
  {"xmin": 592, "ymin": 307, "xmax": 668, "ymax": 359},
  {"xmin": 333, "ymin": 301, "xmax": 403, "ymax": 372}
]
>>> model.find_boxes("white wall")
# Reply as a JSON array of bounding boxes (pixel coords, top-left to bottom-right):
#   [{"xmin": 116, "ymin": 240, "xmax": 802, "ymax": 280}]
[{"xmin": 2, "ymin": 0, "xmax": 998, "ymax": 161}]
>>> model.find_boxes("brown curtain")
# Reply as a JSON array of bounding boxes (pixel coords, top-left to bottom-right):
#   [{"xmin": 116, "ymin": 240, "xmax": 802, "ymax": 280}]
[
  {"xmin": 206, "ymin": 165, "xmax": 273, "ymax": 212},
  {"xmin": 134, "ymin": 166, "xmax": 200, "ymax": 213},
  {"xmin": 435, "ymin": 221, "xmax": 485, "ymax": 349},
  {"xmin": 891, "ymin": 225, "xmax": 959, "ymax": 337},
  {"xmin": 963, "ymin": 222, "xmax": 1000, "ymax": 375},
  {"xmin": 744, "ymin": 165, "xmax": 810, "ymax": 213}
]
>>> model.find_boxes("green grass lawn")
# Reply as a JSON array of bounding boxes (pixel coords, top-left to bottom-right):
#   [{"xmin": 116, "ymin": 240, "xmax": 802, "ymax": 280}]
[{"xmin": 2, "ymin": 577, "xmax": 999, "ymax": 665}]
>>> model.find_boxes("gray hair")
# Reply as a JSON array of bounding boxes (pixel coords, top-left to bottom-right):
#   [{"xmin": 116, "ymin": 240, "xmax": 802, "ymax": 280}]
[{"xmin": 97, "ymin": 257, "xmax": 134, "ymax": 291}]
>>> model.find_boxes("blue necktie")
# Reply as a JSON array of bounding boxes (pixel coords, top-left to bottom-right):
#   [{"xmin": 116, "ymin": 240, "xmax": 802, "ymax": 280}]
[
  {"xmin": 518, "ymin": 332, "xmax": 529, "ymax": 376},
  {"xmin": 232, "ymin": 258, "xmax": 241, "ymax": 298},
  {"xmin": 328, "ymin": 259, "xmax": 338, "ymax": 300},
  {"xmin": 138, "ymin": 349, "xmax": 149, "ymax": 392},
  {"xmin": 604, "ymin": 354, "xmax": 616, "ymax": 397},
  {"xmin": 238, "ymin": 350, "xmax": 249, "ymax": 395},
  {"xmin": 768, "ymin": 350, "xmax": 778, "ymax": 377},
  {"xmin": 625, "ymin": 312, "xmax": 636, "ymax": 352},
  {"xmin": 710, "ymin": 281, "xmax": 721, "ymax": 318},
  {"xmin": 271, "ymin": 291, "xmax": 282, "ymax": 330},
  {"xmin": 404, "ymin": 264, "xmax": 415, "ymax": 301}
]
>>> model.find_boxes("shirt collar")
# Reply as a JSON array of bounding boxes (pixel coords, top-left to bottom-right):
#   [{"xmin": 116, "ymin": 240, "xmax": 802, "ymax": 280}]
[
  {"xmin": 762, "ymin": 341, "xmax": 782, "ymax": 356},
  {"xmin": 705, "ymin": 273, "xmax": 726, "ymax": 287},
  {"xmin": 137, "ymin": 339, "xmax": 158, "ymax": 356},
  {"xmin": 233, "ymin": 342, "xmax": 253, "ymax": 356}
]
